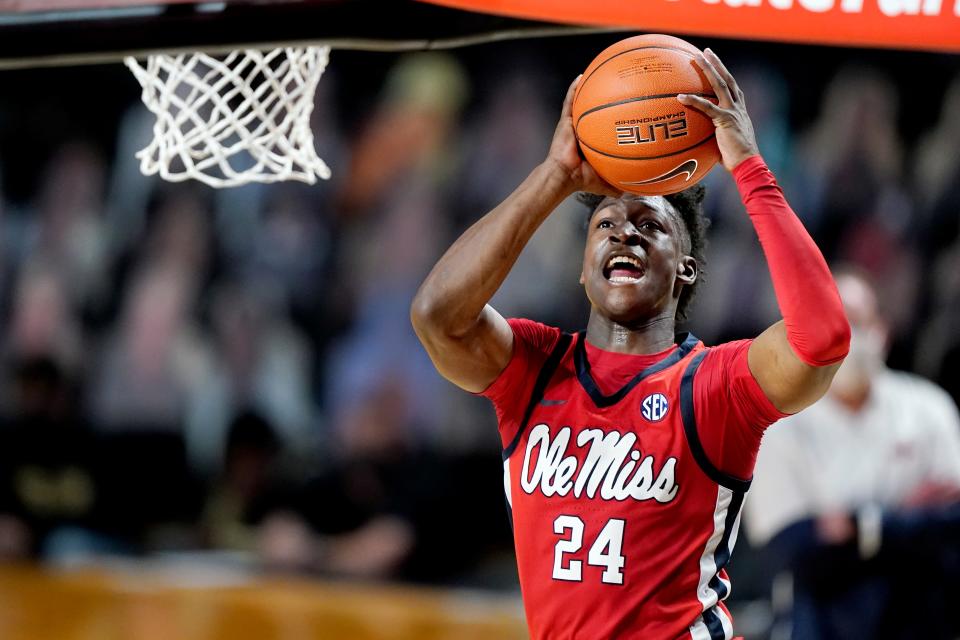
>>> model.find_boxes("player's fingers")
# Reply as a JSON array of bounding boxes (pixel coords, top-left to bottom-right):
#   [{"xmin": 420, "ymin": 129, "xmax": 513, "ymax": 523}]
[
  {"xmin": 561, "ymin": 75, "xmax": 582, "ymax": 119},
  {"xmin": 693, "ymin": 54, "xmax": 733, "ymax": 108},
  {"xmin": 704, "ymin": 48, "xmax": 743, "ymax": 104},
  {"xmin": 677, "ymin": 93, "xmax": 724, "ymax": 119}
]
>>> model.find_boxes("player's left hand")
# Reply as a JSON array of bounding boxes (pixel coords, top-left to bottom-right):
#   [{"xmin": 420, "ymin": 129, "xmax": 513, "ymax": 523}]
[{"xmin": 677, "ymin": 49, "xmax": 759, "ymax": 172}]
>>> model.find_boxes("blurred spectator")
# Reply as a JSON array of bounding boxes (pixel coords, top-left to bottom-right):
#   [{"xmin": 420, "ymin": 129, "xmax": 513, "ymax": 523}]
[
  {"xmin": 914, "ymin": 241, "xmax": 960, "ymax": 407},
  {"xmin": 745, "ymin": 268, "xmax": 960, "ymax": 639},
  {"xmin": 200, "ymin": 411, "xmax": 282, "ymax": 553},
  {"xmin": 187, "ymin": 281, "xmax": 316, "ymax": 473},
  {"xmin": 913, "ymin": 73, "xmax": 960, "ymax": 254},
  {"xmin": 258, "ymin": 374, "xmax": 422, "ymax": 579},
  {"xmin": 102, "ymin": 106, "xmax": 156, "ymax": 255},
  {"xmin": 84, "ymin": 264, "xmax": 207, "ymax": 541},
  {"xmin": 30, "ymin": 142, "xmax": 110, "ymax": 306},
  {"xmin": 258, "ymin": 374, "xmax": 509, "ymax": 584},
  {"xmin": 4, "ymin": 261, "xmax": 83, "ymax": 374},
  {"xmin": 88, "ymin": 264, "xmax": 210, "ymax": 433},
  {"xmin": 100, "ymin": 185, "xmax": 216, "ymax": 324},
  {"xmin": 325, "ymin": 178, "xmax": 452, "ymax": 442},
  {"xmin": 912, "ymin": 75, "xmax": 960, "ymax": 406},
  {"xmin": 0, "ymin": 357, "xmax": 105, "ymax": 559},
  {"xmin": 140, "ymin": 188, "xmax": 213, "ymax": 278},
  {"xmin": 337, "ymin": 52, "xmax": 468, "ymax": 215},
  {"xmin": 457, "ymin": 69, "xmax": 554, "ymax": 222},
  {"xmin": 232, "ymin": 186, "xmax": 330, "ymax": 313},
  {"xmin": 795, "ymin": 67, "xmax": 906, "ymax": 253}
]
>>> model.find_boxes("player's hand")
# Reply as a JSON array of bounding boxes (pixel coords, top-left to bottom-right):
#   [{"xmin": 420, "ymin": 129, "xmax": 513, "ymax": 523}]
[
  {"xmin": 677, "ymin": 49, "xmax": 759, "ymax": 172},
  {"xmin": 545, "ymin": 76, "xmax": 620, "ymax": 197}
]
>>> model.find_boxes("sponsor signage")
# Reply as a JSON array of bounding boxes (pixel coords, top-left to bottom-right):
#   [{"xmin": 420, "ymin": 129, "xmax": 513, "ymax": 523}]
[{"xmin": 418, "ymin": 0, "xmax": 960, "ymax": 52}]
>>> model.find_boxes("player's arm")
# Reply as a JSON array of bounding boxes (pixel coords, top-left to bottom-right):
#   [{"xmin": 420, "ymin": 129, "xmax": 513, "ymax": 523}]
[
  {"xmin": 411, "ymin": 77, "xmax": 618, "ymax": 393},
  {"xmin": 679, "ymin": 50, "xmax": 850, "ymax": 414}
]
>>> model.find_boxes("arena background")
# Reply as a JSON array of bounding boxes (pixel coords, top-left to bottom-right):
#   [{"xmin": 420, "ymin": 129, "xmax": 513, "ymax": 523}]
[{"xmin": 0, "ymin": 1, "xmax": 957, "ymax": 637}]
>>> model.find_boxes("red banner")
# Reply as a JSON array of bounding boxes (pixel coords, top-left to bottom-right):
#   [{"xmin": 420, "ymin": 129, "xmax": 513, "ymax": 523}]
[{"xmin": 418, "ymin": 0, "xmax": 960, "ymax": 53}]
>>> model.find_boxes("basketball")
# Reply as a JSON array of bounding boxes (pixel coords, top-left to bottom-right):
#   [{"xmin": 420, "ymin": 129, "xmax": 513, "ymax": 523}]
[{"xmin": 572, "ymin": 34, "xmax": 721, "ymax": 196}]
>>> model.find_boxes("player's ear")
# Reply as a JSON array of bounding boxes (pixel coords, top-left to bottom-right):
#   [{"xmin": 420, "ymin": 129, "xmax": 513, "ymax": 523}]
[{"xmin": 676, "ymin": 256, "xmax": 697, "ymax": 286}]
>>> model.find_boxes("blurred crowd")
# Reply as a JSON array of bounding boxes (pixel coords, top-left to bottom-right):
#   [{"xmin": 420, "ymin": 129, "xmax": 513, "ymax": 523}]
[{"xmin": 0, "ymin": 38, "xmax": 958, "ymax": 626}]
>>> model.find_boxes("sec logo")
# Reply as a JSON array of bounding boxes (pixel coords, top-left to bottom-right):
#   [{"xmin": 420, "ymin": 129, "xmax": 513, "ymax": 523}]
[{"xmin": 641, "ymin": 393, "xmax": 669, "ymax": 422}]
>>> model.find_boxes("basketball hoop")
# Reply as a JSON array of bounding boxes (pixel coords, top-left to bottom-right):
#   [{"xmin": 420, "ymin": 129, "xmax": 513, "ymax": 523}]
[{"xmin": 125, "ymin": 46, "xmax": 332, "ymax": 188}]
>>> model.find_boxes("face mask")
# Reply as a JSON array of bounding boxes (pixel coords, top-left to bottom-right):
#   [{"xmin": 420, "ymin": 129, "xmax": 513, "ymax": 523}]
[{"xmin": 831, "ymin": 325, "xmax": 886, "ymax": 396}]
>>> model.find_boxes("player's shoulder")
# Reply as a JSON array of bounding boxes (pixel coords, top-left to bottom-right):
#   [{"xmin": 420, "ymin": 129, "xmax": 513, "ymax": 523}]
[
  {"xmin": 506, "ymin": 317, "xmax": 564, "ymax": 355},
  {"xmin": 477, "ymin": 318, "xmax": 564, "ymax": 406},
  {"xmin": 695, "ymin": 337, "xmax": 752, "ymax": 368},
  {"xmin": 701, "ymin": 337, "xmax": 751, "ymax": 353}
]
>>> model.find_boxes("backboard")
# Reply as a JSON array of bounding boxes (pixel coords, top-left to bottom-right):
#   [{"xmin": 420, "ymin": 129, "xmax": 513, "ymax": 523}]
[{"xmin": 0, "ymin": 0, "xmax": 611, "ymax": 69}]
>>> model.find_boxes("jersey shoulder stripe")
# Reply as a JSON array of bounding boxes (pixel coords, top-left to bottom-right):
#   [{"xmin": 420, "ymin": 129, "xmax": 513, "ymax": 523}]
[
  {"xmin": 502, "ymin": 332, "xmax": 574, "ymax": 461},
  {"xmin": 679, "ymin": 350, "xmax": 752, "ymax": 493}
]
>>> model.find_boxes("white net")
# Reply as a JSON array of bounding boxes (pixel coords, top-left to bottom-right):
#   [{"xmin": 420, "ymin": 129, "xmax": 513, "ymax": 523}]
[{"xmin": 125, "ymin": 46, "xmax": 331, "ymax": 188}]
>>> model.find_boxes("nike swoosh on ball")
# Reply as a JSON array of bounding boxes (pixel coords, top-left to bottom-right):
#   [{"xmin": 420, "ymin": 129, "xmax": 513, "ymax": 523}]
[{"xmin": 621, "ymin": 159, "xmax": 698, "ymax": 186}]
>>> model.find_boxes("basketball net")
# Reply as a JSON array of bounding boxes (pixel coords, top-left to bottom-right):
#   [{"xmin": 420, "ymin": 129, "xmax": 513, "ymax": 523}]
[{"xmin": 125, "ymin": 46, "xmax": 332, "ymax": 188}]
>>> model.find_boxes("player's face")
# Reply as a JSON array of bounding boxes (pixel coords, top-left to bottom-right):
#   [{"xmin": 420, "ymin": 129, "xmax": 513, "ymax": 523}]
[{"xmin": 580, "ymin": 195, "xmax": 694, "ymax": 325}]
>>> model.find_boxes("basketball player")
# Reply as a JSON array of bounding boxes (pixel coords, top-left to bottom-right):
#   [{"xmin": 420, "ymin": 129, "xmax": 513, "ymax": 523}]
[{"xmin": 411, "ymin": 48, "xmax": 850, "ymax": 639}]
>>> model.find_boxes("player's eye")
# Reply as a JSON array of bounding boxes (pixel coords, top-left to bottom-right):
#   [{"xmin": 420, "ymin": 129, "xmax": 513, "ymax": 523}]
[
  {"xmin": 639, "ymin": 220, "xmax": 662, "ymax": 232},
  {"xmin": 597, "ymin": 219, "xmax": 614, "ymax": 229}
]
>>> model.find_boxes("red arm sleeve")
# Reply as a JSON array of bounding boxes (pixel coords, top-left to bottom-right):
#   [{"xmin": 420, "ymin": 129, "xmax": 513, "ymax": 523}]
[
  {"xmin": 693, "ymin": 340, "xmax": 790, "ymax": 480},
  {"xmin": 477, "ymin": 318, "xmax": 561, "ymax": 447},
  {"xmin": 734, "ymin": 155, "xmax": 850, "ymax": 367}
]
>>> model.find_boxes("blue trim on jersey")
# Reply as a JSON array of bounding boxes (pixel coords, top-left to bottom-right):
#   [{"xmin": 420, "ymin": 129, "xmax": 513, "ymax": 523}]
[
  {"xmin": 707, "ymin": 489, "xmax": 745, "ymax": 601},
  {"xmin": 678, "ymin": 350, "xmax": 753, "ymax": 493},
  {"xmin": 703, "ymin": 607, "xmax": 728, "ymax": 639},
  {"xmin": 708, "ymin": 575, "xmax": 728, "ymax": 601},
  {"xmin": 680, "ymin": 350, "xmax": 750, "ymax": 640},
  {"xmin": 574, "ymin": 332, "xmax": 700, "ymax": 408}
]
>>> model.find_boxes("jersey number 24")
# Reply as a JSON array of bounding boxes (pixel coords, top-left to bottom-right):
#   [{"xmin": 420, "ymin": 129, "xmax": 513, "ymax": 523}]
[{"xmin": 552, "ymin": 516, "xmax": 625, "ymax": 585}]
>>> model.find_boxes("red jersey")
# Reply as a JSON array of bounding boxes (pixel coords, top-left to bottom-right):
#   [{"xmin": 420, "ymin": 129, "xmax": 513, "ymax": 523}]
[{"xmin": 481, "ymin": 320, "xmax": 785, "ymax": 640}]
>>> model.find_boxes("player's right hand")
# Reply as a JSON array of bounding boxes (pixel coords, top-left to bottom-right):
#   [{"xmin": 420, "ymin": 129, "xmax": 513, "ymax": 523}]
[{"xmin": 545, "ymin": 76, "xmax": 620, "ymax": 198}]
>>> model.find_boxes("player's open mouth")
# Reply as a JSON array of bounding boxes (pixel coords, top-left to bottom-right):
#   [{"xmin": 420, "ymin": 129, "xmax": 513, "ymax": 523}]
[{"xmin": 603, "ymin": 254, "xmax": 644, "ymax": 284}]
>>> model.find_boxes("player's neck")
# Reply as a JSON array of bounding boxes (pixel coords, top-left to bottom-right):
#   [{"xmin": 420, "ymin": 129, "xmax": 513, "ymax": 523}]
[{"xmin": 585, "ymin": 311, "xmax": 677, "ymax": 355}]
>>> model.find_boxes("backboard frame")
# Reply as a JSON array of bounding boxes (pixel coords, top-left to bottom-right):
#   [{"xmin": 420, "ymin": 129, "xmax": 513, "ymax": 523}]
[{"xmin": 0, "ymin": 0, "xmax": 621, "ymax": 70}]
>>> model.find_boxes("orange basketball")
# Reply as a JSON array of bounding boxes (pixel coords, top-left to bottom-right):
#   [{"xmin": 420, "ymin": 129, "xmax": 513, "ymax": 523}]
[{"xmin": 572, "ymin": 34, "xmax": 721, "ymax": 196}]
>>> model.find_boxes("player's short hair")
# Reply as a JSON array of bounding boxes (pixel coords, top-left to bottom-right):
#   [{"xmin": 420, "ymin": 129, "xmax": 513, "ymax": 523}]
[{"xmin": 577, "ymin": 185, "xmax": 708, "ymax": 321}]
